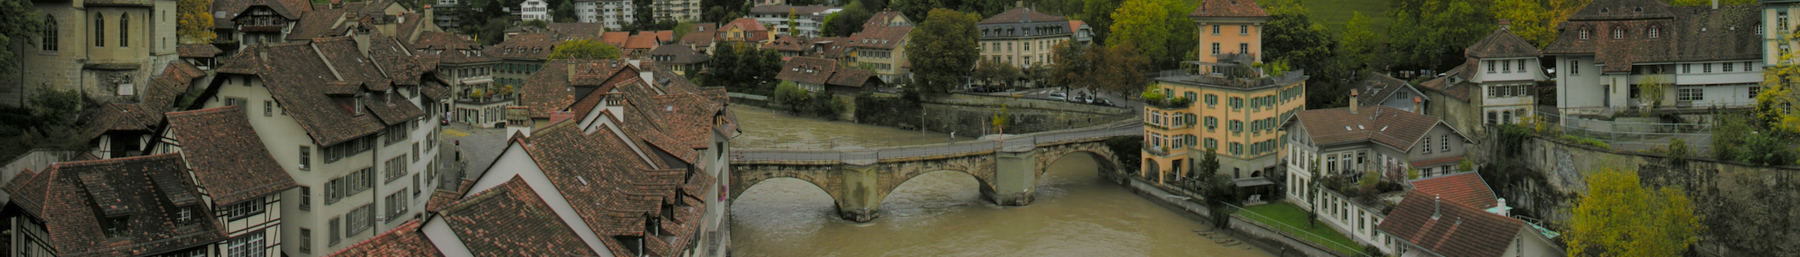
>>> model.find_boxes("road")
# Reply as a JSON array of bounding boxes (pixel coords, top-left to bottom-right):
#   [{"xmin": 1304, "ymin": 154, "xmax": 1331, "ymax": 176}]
[{"xmin": 436, "ymin": 122, "xmax": 509, "ymax": 188}]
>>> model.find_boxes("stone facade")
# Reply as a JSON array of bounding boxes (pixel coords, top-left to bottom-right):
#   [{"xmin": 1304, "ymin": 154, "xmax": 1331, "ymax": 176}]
[{"xmin": 7, "ymin": 0, "xmax": 180, "ymax": 106}]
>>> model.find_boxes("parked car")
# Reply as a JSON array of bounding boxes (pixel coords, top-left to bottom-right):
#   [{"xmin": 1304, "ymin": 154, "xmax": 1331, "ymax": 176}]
[
  {"xmin": 1094, "ymin": 99, "xmax": 1115, "ymax": 107},
  {"xmin": 1048, "ymin": 92, "xmax": 1067, "ymax": 100}
]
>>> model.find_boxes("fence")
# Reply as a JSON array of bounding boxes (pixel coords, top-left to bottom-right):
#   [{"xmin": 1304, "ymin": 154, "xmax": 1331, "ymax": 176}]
[
  {"xmin": 1539, "ymin": 111, "xmax": 1715, "ymax": 155},
  {"xmin": 1226, "ymin": 202, "xmax": 1375, "ymax": 257},
  {"xmin": 733, "ymin": 120, "xmax": 1143, "ymax": 163}
]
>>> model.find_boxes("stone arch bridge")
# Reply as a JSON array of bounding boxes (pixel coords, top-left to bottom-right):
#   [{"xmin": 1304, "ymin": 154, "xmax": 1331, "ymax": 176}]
[{"xmin": 730, "ymin": 123, "xmax": 1142, "ymax": 222}]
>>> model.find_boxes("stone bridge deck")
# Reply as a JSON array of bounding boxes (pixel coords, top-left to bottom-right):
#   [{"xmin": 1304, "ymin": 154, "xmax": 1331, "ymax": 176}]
[{"xmin": 729, "ymin": 120, "xmax": 1143, "ymax": 222}]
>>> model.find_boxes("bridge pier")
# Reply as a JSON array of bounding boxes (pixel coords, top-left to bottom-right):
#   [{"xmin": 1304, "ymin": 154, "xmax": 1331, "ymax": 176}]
[
  {"xmin": 989, "ymin": 150, "xmax": 1037, "ymax": 206},
  {"xmin": 835, "ymin": 163, "xmax": 882, "ymax": 222}
]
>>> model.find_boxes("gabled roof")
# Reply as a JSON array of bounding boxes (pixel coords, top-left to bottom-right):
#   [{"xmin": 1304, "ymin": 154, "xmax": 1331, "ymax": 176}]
[
  {"xmin": 1378, "ymin": 190, "xmax": 1527, "ymax": 257},
  {"xmin": 165, "ymin": 106, "xmax": 300, "ymax": 206},
  {"xmin": 625, "ymin": 32, "xmax": 659, "ymax": 49},
  {"xmin": 863, "ymin": 11, "xmax": 910, "ymax": 28},
  {"xmin": 826, "ymin": 69, "xmax": 880, "ymax": 87},
  {"xmin": 601, "ymin": 31, "xmax": 631, "ymax": 47},
  {"xmin": 1293, "ymin": 105, "xmax": 1453, "ymax": 152},
  {"xmin": 764, "ymin": 34, "xmax": 808, "ymax": 52},
  {"xmin": 216, "ymin": 40, "xmax": 424, "ymax": 147},
  {"xmin": 1543, "ymin": 2, "xmax": 1759, "ymax": 73},
  {"xmin": 720, "ymin": 18, "xmax": 770, "ymax": 42},
  {"xmin": 1466, "ymin": 26, "xmax": 1542, "ymax": 58},
  {"xmin": 546, "ymin": 22, "xmax": 607, "ymax": 36},
  {"xmin": 678, "ymin": 24, "xmax": 717, "ymax": 47},
  {"xmin": 655, "ymin": 30, "xmax": 674, "ymax": 43},
  {"xmin": 748, "ymin": 5, "xmax": 838, "ymax": 15},
  {"xmin": 516, "ymin": 121, "xmax": 705, "ymax": 257},
  {"xmin": 1410, "ymin": 172, "xmax": 1498, "ymax": 209},
  {"xmin": 415, "ymin": 32, "xmax": 498, "ymax": 65},
  {"xmin": 285, "ymin": 8, "xmax": 353, "ymax": 41},
  {"xmin": 1566, "ymin": 0, "xmax": 1676, "ymax": 21},
  {"xmin": 1356, "ymin": 72, "xmax": 1428, "ymax": 106},
  {"xmin": 979, "ymin": 7, "xmax": 1068, "ymax": 24},
  {"xmin": 1418, "ymin": 63, "xmax": 1477, "ymax": 102},
  {"xmin": 439, "ymin": 176, "xmax": 599, "ymax": 256},
  {"xmin": 776, "ymin": 57, "xmax": 838, "ymax": 85},
  {"xmin": 520, "ymin": 59, "xmax": 638, "ymax": 118},
  {"xmin": 12, "ymin": 154, "xmax": 229, "ymax": 257},
  {"xmin": 178, "ymin": 44, "xmax": 223, "ymax": 58},
  {"xmin": 1191, "ymin": 0, "xmax": 1268, "ymax": 18},
  {"xmin": 216, "ymin": 0, "xmax": 314, "ymax": 20},
  {"xmin": 326, "ymin": 220, "xmax": 444, "ymax": 256},
  {"xmin": 648, "ymin": 44, "xmax": 710, "ymax": 64},
  {"xmin": 846, "ymin": 25, "xmax": 911, "ymax": 49}
]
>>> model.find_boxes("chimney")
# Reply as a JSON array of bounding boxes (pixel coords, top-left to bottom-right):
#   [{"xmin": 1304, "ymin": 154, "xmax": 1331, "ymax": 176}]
[
  {"xmin": 1497, "ymin": 198, "xmax": 1509, "ymax": 217},
  {"xmin": 1016, "ymin": 1, "xmax": 1023, "ymax": 8},
  {"xmin": 1413, "ymin": 96, "xmax": 1423, "ymax": 114},
  {"xmin": 1499, "ymin": 19, "xmax": 1511, "ymax": 30},
  {"xmin": 1713, "ymin": 0, "xmax": 1718, "ymax": 10},
  {"xmin": 1349, "ymin": 89, "xmax": 1359, "ymax": 114},
  {"xmin": 1432, "ymin": 194, "xmax": 1442, "ymax": 220}
]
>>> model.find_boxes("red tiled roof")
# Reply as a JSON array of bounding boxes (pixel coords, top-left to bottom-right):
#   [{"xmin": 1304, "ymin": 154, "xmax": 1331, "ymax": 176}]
[
  {"xmin": 178, "ymin": 44, "xmax": 223, "ymax": 58},
  {"xmin": 602, "ymin": 31, "xmax": 631, "ymax": 48},
  {"xmin": 326, "ymin": 220, "xmax": 444, "ymax": 256},
  {"xmin": 655, "ymin": 30, "xmax": 674, "ymax": 43},
  {"xmin": 1068, "ymin": 20, "xmax": 1086, "ymax": 33},
  {"xmin": 1409, "ymin": 171, "xmax": 1496, "ymax": 209},
  {"xmin": 1190, "ymin": 0, "xmax": 1269, "ymax": 18},
  {"xmin": 625, "ymin": 32, "xmax": 659, "ymax": 49},
  {"xmin": 776, "ymin": 57, "xmax": 838, "ymax": 85},
  {"xmin": 15, "ymin": 154, "xmax": 230, "ymax": 257},
  {"xmin": 166, "ymin": 106, "xmax": 299, "ymax": 206},
  {"xmin": 1378, "ymin": 190, "xmax": 1525, "ymax": 257},
  {"xmin": 439, "ymin": 175, "xmax": 600, "ymax": 255}
]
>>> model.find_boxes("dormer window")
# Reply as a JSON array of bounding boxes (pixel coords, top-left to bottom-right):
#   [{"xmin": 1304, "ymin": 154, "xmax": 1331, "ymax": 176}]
[
  {"xmin": 104, "ymin": 217, "xmax": 129, "ymax": 238},
  {"xmin": 354, "ymin": 93, "xmax": 365, "ymax": 116},
  {"xmin": 1600, "ymin": 7, "xmax": 1610, "ymax": 14},
  {"xmin": 1580, "ymin": 28, "xmax": 1590, "ymax": 39},
  {"xmin": 1649, "ymin": 26, "xmax": 1659, "ymax": 38},
  {"xmin": 1635, "ymin": 7, "xmax": 1643, "ymax": 13},
  {"xmin": 1613, "ymin": 27, "xmax": 1624, "ymax": 39}
]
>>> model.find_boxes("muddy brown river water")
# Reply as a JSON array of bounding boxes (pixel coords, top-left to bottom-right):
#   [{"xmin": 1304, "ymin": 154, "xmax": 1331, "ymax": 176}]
[{"xmin": 728, "ymin": 106, "xmax": 1272, "ymax": 257}]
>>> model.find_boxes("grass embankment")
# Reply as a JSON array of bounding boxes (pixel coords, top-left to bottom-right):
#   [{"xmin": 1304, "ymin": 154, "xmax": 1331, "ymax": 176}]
[{"xmin": 1237, "ymin": 202, "xmax": 1365, "ymax": 254}]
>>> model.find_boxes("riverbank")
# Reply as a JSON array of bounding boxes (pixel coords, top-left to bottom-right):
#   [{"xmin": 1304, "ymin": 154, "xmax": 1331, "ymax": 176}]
[{"xmin": 1121, "ymin": 177, "xmax": 1346, "ymax": 257}]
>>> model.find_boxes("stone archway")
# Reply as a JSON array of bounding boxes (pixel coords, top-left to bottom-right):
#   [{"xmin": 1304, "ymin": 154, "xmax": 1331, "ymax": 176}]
[
  {"xmin": 873, "ymin": 155, "xmax": 998, "ymax": 210},
  {"xmin": 730, "ymin": 164, "xmax": 844, "ymax": 205},
  {"xmin": 1033, "ymin": 141, "xmax": 1124, "ymax": 183}
]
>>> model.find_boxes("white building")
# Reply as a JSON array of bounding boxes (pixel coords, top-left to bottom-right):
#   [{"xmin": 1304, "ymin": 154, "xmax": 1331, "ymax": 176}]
[
  {"xmin": 576, "ymin": 0, "xmax": 634, "ymax": 30},
  {"xmin": 749, "ymin": 5, "xmax": 840, "ymax": 38},
  {"xmin": 522, "ymin": 0, "xmax": 551, "ymax": 22},
  {"xmin": 197, "ymin": 34, "xmax": 446, "ymax": 257},
  {"xmin": 1545, "ymin": 0, "xmax": 1763, "ymax": 119},
  {"xmin": 1417, "ymin": 21, "xmax": 1548, "ymax": 137}
]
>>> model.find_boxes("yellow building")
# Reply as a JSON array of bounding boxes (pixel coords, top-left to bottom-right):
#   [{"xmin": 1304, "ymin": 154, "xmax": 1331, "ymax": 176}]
[
  {"xmin": 1143, "ymin": 0, "xmax": 1304, "ymax": 186},
  {"xmin": 977, "ymin": 4, "xmax": 1079, "ymax": 69}
]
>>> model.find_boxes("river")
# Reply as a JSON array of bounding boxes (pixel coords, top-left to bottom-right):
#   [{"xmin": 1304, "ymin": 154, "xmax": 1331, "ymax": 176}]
[{"xmin": 728, "ymin": 106, "xmax": 1272, "ymax": 257}]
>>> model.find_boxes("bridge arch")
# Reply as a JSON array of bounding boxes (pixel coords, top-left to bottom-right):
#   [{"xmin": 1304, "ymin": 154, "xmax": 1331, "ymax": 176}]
[
  {"xmin": 874, "ymin": 169, "xmax": 995, "ymax": 213},
  {"xmin": 1033, "ymin": 141, "xmax": 1124, "ymax": 183},
  {"xmin": 730, "ymin": 164, "xmax": 844, "ymax": 204},
  {"xmin": 873, "ymin": 155, "xmax": 999, "ymax": 208}
]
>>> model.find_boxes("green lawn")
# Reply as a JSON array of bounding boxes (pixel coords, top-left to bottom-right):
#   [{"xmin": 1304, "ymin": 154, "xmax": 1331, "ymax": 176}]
[
  {"xmin": 1299, "ymin": 0, "xmax": 1392, "ymax": 35},
  {"xmin": 1237, "ymin": 202, "xmax": 1366, "ymax": 255}
]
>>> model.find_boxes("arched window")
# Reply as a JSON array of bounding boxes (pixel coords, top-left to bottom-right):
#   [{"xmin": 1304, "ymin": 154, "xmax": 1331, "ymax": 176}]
[
  {"xmin": 41, "ymin": 15, "xmax": 55, "ymax": 51},
  {"xmin": 119, "ymin": 13, "xmax": 128, "ymax": 47},
  {"xmin": 1649, "ymin": 26, "xmax": 1660, "ymax": 38},
  {"xmin": 94, "ymin": 14, "xmax": 103, "ymax": 47},
  {"xmin": 1613, "ymin": 27, "xmax": 1624, "ymax": 39}
]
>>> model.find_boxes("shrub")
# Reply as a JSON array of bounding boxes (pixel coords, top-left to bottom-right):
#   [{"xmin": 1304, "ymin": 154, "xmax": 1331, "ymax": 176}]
[
  {"xmin": 1738, "ymin": 133, "xmax": 1796, "ymax": 166},
  {"xmin": 1712, "ymin": 112, "xmax": 1754, "ymax": 160}
]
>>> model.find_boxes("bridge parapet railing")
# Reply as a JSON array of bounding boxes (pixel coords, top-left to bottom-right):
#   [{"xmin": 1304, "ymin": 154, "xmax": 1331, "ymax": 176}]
[{"xmin": 734, "ymin": 123, "xmax": 1146, "ymax": 163}]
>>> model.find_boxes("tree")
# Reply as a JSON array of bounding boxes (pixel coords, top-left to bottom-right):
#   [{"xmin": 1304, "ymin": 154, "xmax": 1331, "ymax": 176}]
[
  {"xmin": 1566, "ymin": 167, "xmax": 1701, "ymax": 257},
  {"xmin": 672, "ymin": 20, "xmax": 698, "ymax": 40},
  {"xmin": 554, "ymin": 0, "xmax": 577, "ymax": 22},
  {"xmin": 177, "ymin": 0, "xmax": 216, "ymax": 43},
  {"xmin": 703, "ymin": 42, "xmax": 782, "ymax": 90},
  {"xmin": 822, "ymin": 0, "xmax": 874, "ymax": 37},
  {"xmin": 0, "ymin": 0, "xmax": 43, "ymax": 81},
  {"xmin": 1493, "ymin": 0, "xmax": 1557, "ymax": 48},
  {"xmin": 1083, "ymin": 44, "xmax": 1151, "ymax": 98},
  {"xmin": 1047, "ymin": 40, "xmax": 1088, "ymax": 89},
  {"xmin": 547, "ymin": 38, "xmax": 623, "ymax": 60},
  {"xmin": 1386, "ymin": 0, "xmax": 1494, "ymax": 70},
  {"xmin": 1194, "ymin": 147, "xmax": 1220, "ymax": 181},
  {"xmin": 1201, "ymin": 173, "xmax": 1238, "ymax": 229},
  {"xmin": 773, "ymin": 81, "xmax": 810, "ymax": 113},
  {"xmin": 1337, "ymin": 12, "xmax": 1380, "ymax": 72},
  {"xmin": 1106, "ymin": 0, "xmax": 1194, "ymax": 68},
  {"xmin": 991, "ymin": 104, "xmax": 1010, "ymax": 135},
  {"xmin": 786, "ymin": 8, "xmax": 800, "ymax": 36},
  {"xmin": 523, "ymin": 19, "xmax": 549, "ymax": 29},
  {"xmin": 890, "ymin": 0, "xmax": 938, "ymax": 32},
  {"xmin": 478, "ymin": 18, "xmax": 510, "ymax": 45},
  {"xmin": 1637, "ymin": 73, "xmax": 1670, "ymax": 114},
  {"xmin": 1079, "ymin": 0, "xmax": 1124, "ymax": 45},
  {"xmin": 1262, "ymin": 0, "xmax": 1352, "ymax": 108},
  {"xmin": 905, "ymin": 9, "xmax": 981, "ymax": 95},
  {"xmin": 1758, "ymin": 31, "xmax": 1800, "ymax": 134}
]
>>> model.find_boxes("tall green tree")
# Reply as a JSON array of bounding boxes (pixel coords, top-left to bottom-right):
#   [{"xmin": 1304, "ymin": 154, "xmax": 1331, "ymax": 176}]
[
  {"xmin": 703, "ymin": 42, "xmax": 782, "ymax": 89},
  {"xmin": 1047, "ymin": 40, "xmax": 1089, "ymax": 89},
  {"xmin": 1080, "ymin": 0, "xmax": 1124, "ymax": 45},
  {"xmin": 1262, "ymin": 0, "xmax": 1350, "ymax": 107},
  {"xmin": 1386, "ymin": 0, "xmax": 1494, "ymax": 70},
  {"xmin": 554, "ymin": 0, "xmax": 577, "ymax": 22},
  {"xmin": 1, "ymin": 0, "xmax": 43, "ymax": 81},
  {"xmin": 547, "ymin": 38, "xmax": 623, "ymax": 60},
  {"xmin": 1493, "ymin": 0, "xmax": 1557, "ymax": 48},
  {"xmin": 822, "ymin": 0, "xmax": 874, "ymax": 37},
  {"xmin": 905, "ymin": 9, "xmax": 981, "ymax": 95},
  {"xmin": 1085, "ymin": 44, "xmax": 1151, "ymax": 97},
  {"xmin": 1107, "ymin": 0, "xmax": 1195, "ymax": 68},
  {"xmin": 177, "ymin": 0, "xmax": 215, "ymax": 43},
  {"xmin": 1567, "ymin": 167, "xmax": 1702, "ymax": 257},
  {"xmin": 1337, "ymin": 11, "xmax": 1380, "ymax": 71}
]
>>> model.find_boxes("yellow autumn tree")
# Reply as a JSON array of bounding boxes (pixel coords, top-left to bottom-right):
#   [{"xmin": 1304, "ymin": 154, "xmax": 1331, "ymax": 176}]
[
  {"xmin": 177, "ymin": 0, "xmax": 215, "ymax": 43},
  {"xmin": 1493, "ymin": 0, "xmax": 1558, "ymax": 48},
  {"xmin": 1760, "ymin": 29, "xmax": 1800, "ymax": 135},
  {"xmin": 1566, "ymin": 167, "xmax": 1702, "ymax": 257}
]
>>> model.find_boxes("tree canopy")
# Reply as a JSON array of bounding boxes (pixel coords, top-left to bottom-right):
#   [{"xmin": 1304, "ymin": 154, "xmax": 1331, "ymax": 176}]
[
  {"xmin": 1385, "ymin": 0, "xmax": 1495, "ymax": 71},
  {"xmin": 1566, "ymin": 167, "xmax": 1702, "ymax": 257},
  {"xmin": 553, "ymin": 0, "xmax": 577, "ymax": 22},
  {"xmin": 0, "ymin": 0, "xmax": 42, "ymax": 82},
  {"xmin": 547, "ymin": 39, "xmax": 622, "ymax": 60},
  {"xmin": 703, "ymin": 42, "xmax": 783, "ymax": 90},
  {"xmin": 177, "ymin": 0, "xmax": 216, "ymax": 43},
  {"xmin": 822, "ymin": 0, "xmax": 875, "ymax": 37},
  {"xmin": 1493, "ymin": 0, "xmax": 1559, "ymax": 48},
  {"xmin": 905, "ymin": 9, "xmax": 982, "ymax": 95},
  {"xmin": 1759, "ymin": 31, "xmax": 1800, "ymax": 135},
  {"xmin": 1107, "ymin": 0, "xmax": 1195, "ymax": 68},
  {"xmin": 1337, "ymin": 11, "xmax": 1380, "ymax": 72}
]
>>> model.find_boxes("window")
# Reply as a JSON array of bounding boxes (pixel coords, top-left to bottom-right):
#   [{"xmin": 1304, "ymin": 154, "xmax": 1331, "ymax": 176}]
[
  {"xmin": 1441, "ymin": 135, "xmax": 1450, "ymax": 152},
  {"xmin": 1503, "ymin": 60, "xmax": 1511, "ymax": 73},
  {"xmin": 1579, "ymin": 28, "xmax": 1590, "ymax": 40},
  {"xmin": 385, "ymin": 190, "xmax": 408, "ymax": 222},
  {"xmin": 41, "ymin": 15, "xmax": 55, "ymax": 51},
  {"xmin": 1240, "ymin": 25, "xmax": 1249, "ymax": 35},
  {"xmin": 1230, "ymin": 97, "xmax": 1243, "ymax": 109},
  {"xmin": 1683, "ymin": 64, "xmax": 1691, "ymax": 73},
  {"xmin": 1783, "ymin": 12, "xmax": 1791, "ymax": 32},
  {"xmin": 1423, "ymin": 137, "xmax": 1433, "ymax": 154},
  {"xmin": 414, "ymin": 174, "xmax": 422, "ymax": 196},
  {"xmin": 299, "ymin": 146, "xmax": 310, "ymax": 171},
  {"xmin": 300, "ymin": 228, "xmax": 312, "ymax": 253},
  {"xmin": 1703, "ymin": 63, "xmax": 1711, "ymax": 73},
  {"xmin": 1649, "ymin": 26, "xmax": 1659, "ymax": 38},
  {"xmin": 263, "ymin": 100, "xmax": 273, "ymax": 116},
  {"xmin": 326, "ymin": 167, "xmax": 374, "ymax": 204},
  {"xmin": 228, "ymin": 200, "xmax": 264, "ymax": 220},
  {"xmin": 347, "ymin": 204, "xmax": 375, "ymax": 236},
  {"xmin": 328, "ymin": 217, "xmax": 340, "ymax": 246},
  {"xmin": 94, "ymin": 14, "xmax": 103, "ymax": 47},
  {"xmin": 1211, "ymin": 43, "xmax": 1219, "ymax": 55},
  {"xmin": 1487, "ymin": 60, "xmax": 1496, "ymax": 73},
  {"xmin": 1205, "ymin": 94, "xmax": 1218, "ymax": 107},
  {"xmin": 1517, "ymin": 59, "xmax": 1525, "ymax": 71},
  {"xmin": 1230, "ymin": 143, "xmax": 1243, "ymax": 156},
  {"xmin": 1204, "ymin": 116, "xmax": 1217, "ymax": 130},
  {"xmin": 1678, "ymin": 88, "xmax": 1704, "ymax": 101},
  {"xmin": 227, "ymin": 232, "xmax": 265, "ymax": 257},
  {"xmin": 1238, "ymin": 43, "xmax": 1248, "ymax": 54},
  {"xmin": 1751, "ymin": 87, "xmax": 1762, "ymax": 97},
  {"xmin": 1229, "ymin": 120, "xmax": 1242, "ymax": 132},
  {"xmin": 1613, "ymin": 27, "xmax": 1623, "ymax": 39},
  {"xmin": 1212, "ymin": 25, "xmax": 1220, "ymax": 35},
  {"xmin": 299, "ymin": 186, "xmax": 311, "ymax": 211},
  {"xmin": 1725, "ymin": 62, "xmax": 1734, "ymax": 72},
  {"xmin": 1572, "ymin": 60, "xmax": 1581, "ymax": 75}
]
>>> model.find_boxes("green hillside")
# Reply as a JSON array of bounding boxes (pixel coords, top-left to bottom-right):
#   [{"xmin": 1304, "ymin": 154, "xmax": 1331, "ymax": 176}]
[{"xmin": 1301, "ymin": 0, "xmax": 1392, "ymax": 35}]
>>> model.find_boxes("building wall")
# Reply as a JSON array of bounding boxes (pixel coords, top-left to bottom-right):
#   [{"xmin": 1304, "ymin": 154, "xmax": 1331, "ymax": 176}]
[
  {"xmin": 212, "ymin": 194, "xmax": 284, "ymax": 257},
  {"xmin": 12, "ymin": 0, "xmax": 177, "ymax": 106},
  {"xmin": 979, "ymin": 36, "xmax": 1070, "ymax": 69},
  {"xmin": 1145, "ymin": 80, "xmax": 1304, "ymax": 184},
  {"xmin": 1553, "ymin": 55, "xmax": 1606, "ymax": 110},
  {"xmin": 1764, "ymin": 5, "xmax": 1797, "ymax": 66},
  {"xmin": 599, "ymin": 0, "xmax": 634, "ymax": 30},
  {"xmin": 852, "ymin": 44, "xmax": 907, "ymax": 83},
  {"xmin": 1194, "ymin": 21, "xmax": 1262, "ymax": 64}
]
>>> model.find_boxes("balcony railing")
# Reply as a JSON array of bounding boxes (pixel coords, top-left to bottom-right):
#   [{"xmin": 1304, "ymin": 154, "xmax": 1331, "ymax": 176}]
[{"xmin": 1145, "ymin": 97, "xmax": 1194, "ymax": 109}]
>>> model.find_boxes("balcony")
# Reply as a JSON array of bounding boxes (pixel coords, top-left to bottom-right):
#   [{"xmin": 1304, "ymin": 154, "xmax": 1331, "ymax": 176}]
[
  {"xmin": 1155, "ymin": 61, "xmax": 1308, "ymax": 89},
  {"xmin": 1143, "ymin": 145, "xmax": 1189, "ymax": 157},
  {"xmin": 1145, "ymin": 96, "xmax": 1194, "ymax": 110}
]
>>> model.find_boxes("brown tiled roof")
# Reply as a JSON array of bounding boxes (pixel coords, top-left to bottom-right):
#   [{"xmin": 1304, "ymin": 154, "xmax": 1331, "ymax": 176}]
[
  {"xmin": 625, "ymin": 32, "xmax": 659, "ymax": 50},
  {"xmin": 520, "ymin": 59, "xmax": 637, "ymax": 118},
  {"xmin": 1355, "ymin": 72, "xmax": 1426, "ymax": 106},
  {"xmin": 764, "ymin": 34, "xmax": 808, "ymax": 52},
  {"xmin": 285, "ymin": 9, "xmax": 353, "ymax": 41},
  {"xmin": 648, "ymin": 44, "xmax": 709, "ymax": 64},
  {"xmin": 1543, "ymin": 2, "xmax": 1759, "ymax": 73},
  {"xmin": 776, "ymin": 57, "xmax": 838, "ymax": 84},
  {"xmin": 602, "ymin": 31, "xmax": 631, "ymax": 48},
  {"xmin": 425, "ymin": 189, "xmax": 459, "ymax": 213},
  {"xmin": 1191, "ymin": 0, "xmax": 1268, "ymax": 18},
  {"xmin": 166, "ymin": 106, "xmax": 299, "ymax": 206},
  {"xmin": 439, "ymin": 176, "xmax": 600, "ymax": 256},
  {"xmin": 826, "ymin": 69, "xmax": 879, "ymax": 87},
  {"xmin": 546, "ymin": 22, "xmax": 606, "ymax": 37},
  {"xmin": 1566, "ymin": 0, "xmax": 1675, "ymax": 21},
  {"xmin": 813, "ymin": 37, "xmax": 851, "ymax": 59},
  {"xmin": 77, "ymin": 103, "xmax": 158, "ymax": 141},
  {"xmin": 178, "ymin": 44, "xmax": 223, "ymax": 58},
  {"xmin": 2, "ymin": 167, "xmax": 47, "ymax": 218},
  {"xmin": 25, "ymin": 154, "xmax": 229, "ymax": 257},
  {"xmin": 749, "ymin": 5, "xmax": 837, "ymax": 15},
  {"xmin": 1377, "ymin": 190, "xmax": 1525, "ymax": 257},
  {"xmin": 517, "ymin": 121, "xmax": 707, "ymax": 257},
  {"xmin": 216, "ymin": 0, "xmax": 313, "ymax": 20},
  {"xmin": 1418, "ymin": 63, "xmax": 1477, "ymax": 102},
  {"xmin": 1294, "ymin": 105, "xmax": 1446, "ymax": 152},
  {"xmin": 720, "ymin": 18, "xmax": 770, "ymax": 42},
  {"xmin": 678, "ymin": 27, "xmax": 716, "ymax": 48},
  {"xmin": 980, "ymin": 7, "xmax": 1068, "ymax": 24},
  {"xmin": 846, "ymin": 25, "xmax": 911, "ymax": 49},
  {"xmin": 1466, "ymin": 27, "xmax": 1542, "ymax": 58},
  {"xmin": 395, "ymin": 13, "xmax": 429, "ymax": 42},
  {"xmin": 327, "ymin": 220, "xmax": 444, "ymax": 256},
  {"xmin": 415, "ymin": 32, "xmax": 498, "ymax": 65},
  {"xmin": 863, "ymin": 11, "xmax": 908, "ymax": 28},
  {"xmin": 1409, "ymin": 171, "xmax": 1496, "ymax": 209},
  {"xmin": 220, "ymin": 42, "xmax": 415, "ymax": 146}
]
